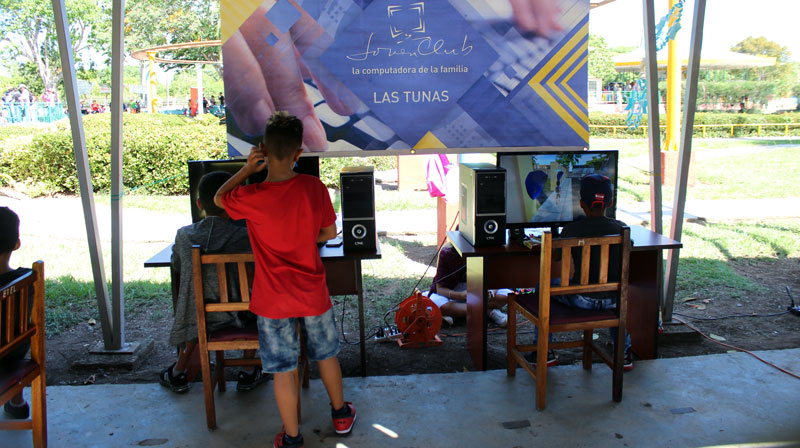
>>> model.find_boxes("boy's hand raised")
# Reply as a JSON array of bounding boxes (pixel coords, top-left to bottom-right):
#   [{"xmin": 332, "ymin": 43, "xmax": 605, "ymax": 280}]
[{"xmin": 244, "ymin": 145, "xmax": 267, "ymax": 174}]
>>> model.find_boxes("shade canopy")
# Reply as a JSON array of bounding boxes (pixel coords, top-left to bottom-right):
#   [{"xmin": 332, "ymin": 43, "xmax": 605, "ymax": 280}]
[{"xmin": 613, "ymin": 48, "xmax": 776, "ymax": 72}]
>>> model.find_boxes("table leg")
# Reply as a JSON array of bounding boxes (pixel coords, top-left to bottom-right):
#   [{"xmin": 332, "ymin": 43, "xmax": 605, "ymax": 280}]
[
  {"xmin": 355, "ymin": 261, "xmax": 366, "ymax": 377},
  {"xmin": 465, "ymin": 257, "xmax": 487, "ymax": 370}
]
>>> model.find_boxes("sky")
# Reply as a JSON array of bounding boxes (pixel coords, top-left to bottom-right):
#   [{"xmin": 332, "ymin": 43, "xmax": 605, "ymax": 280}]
[{"xmin": 589, "ymin": 0, "xmax": 800, "ymax": 62}]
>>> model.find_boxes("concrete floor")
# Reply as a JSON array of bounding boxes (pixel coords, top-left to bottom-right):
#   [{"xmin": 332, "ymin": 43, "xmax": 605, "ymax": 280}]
[{"xmin": 2, "ymin": 349, "xmax": 800, "ymax": 448}]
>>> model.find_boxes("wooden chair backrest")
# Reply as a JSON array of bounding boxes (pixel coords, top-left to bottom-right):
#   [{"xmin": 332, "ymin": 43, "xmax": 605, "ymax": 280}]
[
  {"xmin": 539, "ymin": 226, "xmax": 631, "ymax": 301},
  {"xmin": 191, "ymin": 246, "xmax": 255, "ymax": 318},
  {"xmin": 0, "ymin": 263, "xmax": 43, "ymax": 361}
]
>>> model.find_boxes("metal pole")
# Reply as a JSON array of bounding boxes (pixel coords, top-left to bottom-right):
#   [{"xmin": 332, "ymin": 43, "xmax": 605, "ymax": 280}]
[
  {"xmin": 642, "ymin": 0, "xmax": 665, "ymax": 318},
  {"xmin": 51, "ymin": 0, "xmax": 114, "ymax": 347},
  {"xmin": 110, "ymin": 0, "xmax": 126, "ymax": 349},
  {"xmin": 663, "ymin": 0, "xmax": 706, "ymax": 322},
  {"xmin": 642, "ymin": 0, "xmax": 663, "ymax": 236}
]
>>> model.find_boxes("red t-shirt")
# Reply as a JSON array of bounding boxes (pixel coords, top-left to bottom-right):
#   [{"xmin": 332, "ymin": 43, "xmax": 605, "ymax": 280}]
[{"xmin": 221, "ymin": 174, "xmax": 337, "ymax": 319}]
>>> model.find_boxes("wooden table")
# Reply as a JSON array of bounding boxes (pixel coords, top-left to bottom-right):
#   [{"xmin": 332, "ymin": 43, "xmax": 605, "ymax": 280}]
[
  {"xmin": 447, "ymin": 225, "xmax": 681, "ymax": 370},
  {"xmin": 144, "ymin": 243, "xmax": 381, "ymax": 376}
]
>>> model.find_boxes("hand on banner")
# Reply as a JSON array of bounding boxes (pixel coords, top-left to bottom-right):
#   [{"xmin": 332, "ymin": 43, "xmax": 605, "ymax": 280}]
[
  {"xmin": 509, "ymin": 0, "xmax": 563, "ymax": 37},
  {"xmin": 223, "ymin": 6, "xmax": 364, "ymax": 152}
]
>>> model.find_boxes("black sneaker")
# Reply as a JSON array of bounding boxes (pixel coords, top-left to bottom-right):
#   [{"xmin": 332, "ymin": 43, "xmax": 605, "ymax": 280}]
[
  {"xmin": 3, "ymin": 400, "xmax": 30, "ymax": 419},
  {"xmin": 624, "ymin": 352, "xmax": 634, "ymax": 372},
  {"xmin": 236, "ymin": 369, "xmax": 269, "ymax": 392},
  {"xmin": 159, "ymin": 362, "xmax": 189, "ymax": 394},
  {"xmin": 525, "ymin": 350, "xmax": 559, "ymax": 367}
]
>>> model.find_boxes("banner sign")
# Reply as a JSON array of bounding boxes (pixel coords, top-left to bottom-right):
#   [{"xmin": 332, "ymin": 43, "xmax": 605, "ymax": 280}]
[{"xmin": 222, "ymin": 0, "xmax": 589, "ymax": 156}]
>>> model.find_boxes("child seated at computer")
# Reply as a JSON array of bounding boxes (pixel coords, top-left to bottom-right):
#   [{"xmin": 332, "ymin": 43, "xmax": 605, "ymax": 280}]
[
  {"xmin": 544, "ymin": 174, "xmax": 634, "ymax": 370},
  {"xmin": 0, "ymin": 206, "xmax": 35, "ymax": 419},
  {"xmin": 159, "ymin": 171, "xmax": 267, "ymax": 393}
]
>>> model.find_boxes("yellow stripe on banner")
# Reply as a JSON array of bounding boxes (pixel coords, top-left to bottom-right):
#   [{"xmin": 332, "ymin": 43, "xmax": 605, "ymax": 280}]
[
  {"xmin": 563, "ymin": 54, "xmax": 589, "ymax": 109},
  {"xmin": 531, "ymin": 82, "xmax": 589, "ymax": 143},
  {"xmin": 528, "ymin": 23, "xmax": 589, "ymax": 143},
  {"xmin": 529, "ymin": 24, "xmax": 587, "ymax": 86},
  {"xmin": 547, "ymin": 41, "xmax": 588, "ymax": 123},
  {"xmin": 221, "ymin": 0, "xmax": 273, "ymax": 44},
  {"xmin": 414, "ymin": 131, "xmax": 447, "ymax": 150}
]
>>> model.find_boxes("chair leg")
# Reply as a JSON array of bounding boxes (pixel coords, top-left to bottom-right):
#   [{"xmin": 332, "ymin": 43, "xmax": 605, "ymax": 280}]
[
  {"xmin": 612, "ymin": 326, "xmax": 624, "ymax": 402},
  {"xmin": 199, "ymin": 348, "xmax": 217, "ymax": 430},
  {"xmin": 507, "ymin": 301, "xmax": 517, "ymax": 377},
  {"xmin": 535, "ymin": 325, "xmax": 548, "ymax": 410},
  {"xmin": 582, "ymin": 329, "xmax": 593, "ymax": 370},
  {"xmin": 215, "ymin": 351, "xmax": 226, "ymax": 393},
  {"xmin": 31, "ymin": 374, "xmax": 47, "ymax": 448},
  {"xmin": 299, "ymin": 325, "xmax": 309, "ymax": 389}
]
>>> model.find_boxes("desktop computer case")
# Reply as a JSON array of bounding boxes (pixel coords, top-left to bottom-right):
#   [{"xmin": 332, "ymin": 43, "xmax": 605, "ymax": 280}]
[
  {"xmin": 340, "ymin": 166, "xmax": 377, "ymax": 252},
  {"xmin": 459, "ymin": 163, "xmax": 506, "ymax": 247}
]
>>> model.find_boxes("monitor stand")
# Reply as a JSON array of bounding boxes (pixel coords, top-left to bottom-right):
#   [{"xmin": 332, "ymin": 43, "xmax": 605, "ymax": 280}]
[{"xmin": 550, "ymin": 225, "xmax": 561, "ymax": 238}]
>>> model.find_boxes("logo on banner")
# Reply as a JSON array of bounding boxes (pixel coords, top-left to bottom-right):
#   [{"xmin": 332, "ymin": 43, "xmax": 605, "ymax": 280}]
[
  {"xmin": 387, "ymin": 2, "xmax": 426, "ymax": 41},
  {"xmin": 321, "ymin": 0, "xmax": 498, "ymax": 145}
]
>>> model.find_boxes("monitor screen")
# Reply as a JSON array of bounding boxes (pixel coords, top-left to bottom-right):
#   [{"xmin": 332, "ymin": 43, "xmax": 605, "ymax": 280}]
[
  {"xmin": 496, "ymin": 150, "xmax": 618, "ymax": 230},
  {"xmin": 187, "ymin": 156, "xmax": 320, "ymax": 222}
]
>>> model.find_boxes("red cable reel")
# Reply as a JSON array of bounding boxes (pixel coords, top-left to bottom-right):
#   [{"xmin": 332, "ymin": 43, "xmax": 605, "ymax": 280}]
[{"xmin": 395, "ymin": 289, "xmax": 443, "ymax": 348}]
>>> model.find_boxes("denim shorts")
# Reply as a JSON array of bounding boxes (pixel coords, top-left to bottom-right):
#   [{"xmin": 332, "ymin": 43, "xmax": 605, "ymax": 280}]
[{"xmin": 256, "ymin": 307, "xmax": 341, "ymax": 373}]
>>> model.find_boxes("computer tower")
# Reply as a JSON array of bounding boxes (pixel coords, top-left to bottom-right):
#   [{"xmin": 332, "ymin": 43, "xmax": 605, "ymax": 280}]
[
  {"xmin": 340, "ymin": 166, "xmax": 377, "ymax": 252},
  {"xmin": 459, "ymin": 163, "xmax": 506, "ymax": 247}
]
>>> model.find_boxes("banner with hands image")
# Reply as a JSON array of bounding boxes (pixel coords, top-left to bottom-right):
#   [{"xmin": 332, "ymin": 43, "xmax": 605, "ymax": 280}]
[{"xmin": 222, "ymin": 0, "xmax": 589, "ymax": 157}]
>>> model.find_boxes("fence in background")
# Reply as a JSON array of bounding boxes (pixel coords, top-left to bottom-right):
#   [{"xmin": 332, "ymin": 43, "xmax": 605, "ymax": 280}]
[{"xmin": 1, "ymin": 102, "xmax": 67, "ymax": 125}]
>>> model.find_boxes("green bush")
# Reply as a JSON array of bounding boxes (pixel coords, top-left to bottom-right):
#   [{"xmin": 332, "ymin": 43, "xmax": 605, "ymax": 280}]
[
  {"xmin": 2, "ymin": 113, "xmax": 227, "ymax": 194},
  {"xmin": 0, "ymin": 113, "xmax": 398, "ymax": 194},
  {"xmin": 589, "ymin": 111, "xmax": 800, "ymax": 138}
]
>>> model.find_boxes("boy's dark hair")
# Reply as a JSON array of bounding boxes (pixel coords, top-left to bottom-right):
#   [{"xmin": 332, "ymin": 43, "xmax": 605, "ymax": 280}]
[
  {"xmin": 263, "ymin": 111, "xmax": 303, "ymax": 160},
  {"xmin": 0, "ymin": 206, "xmax": 20, "ymax": 253},
  {"xmin": 198, "ymin": 171, "xmax": 232, "ymax": 217}
]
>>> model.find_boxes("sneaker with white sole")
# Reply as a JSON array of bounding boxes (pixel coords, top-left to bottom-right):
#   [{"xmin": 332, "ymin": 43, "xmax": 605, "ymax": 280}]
[
  {"xmin": 488, "ymin": 309, "xmax": 508, "ymax": 327},
  {"xmin": 525, "ymin": 350, "xmax": 559, "ymax": 367}
]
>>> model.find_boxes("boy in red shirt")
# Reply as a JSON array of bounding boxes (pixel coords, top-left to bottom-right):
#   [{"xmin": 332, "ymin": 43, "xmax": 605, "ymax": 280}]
[{"xmin": 215, "ymin": 112, "xmax": 355, "ymax": 448}]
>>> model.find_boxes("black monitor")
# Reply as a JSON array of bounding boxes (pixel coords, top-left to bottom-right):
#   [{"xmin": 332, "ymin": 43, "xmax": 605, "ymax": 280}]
[
  {"xmin": 188, "ymin": 156, "xmax": 320, "ymax": 222},
  {"xmin": 496, "ymin": 150, "xmax": 618, "ymax": 234}
]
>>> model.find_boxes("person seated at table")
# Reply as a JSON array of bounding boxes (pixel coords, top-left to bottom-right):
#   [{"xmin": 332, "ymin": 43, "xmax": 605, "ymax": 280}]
[
  {"xmin": 0, "ymin": 206, "xmax": 35, "ymax": 419},
  {"xmin": 427, "ymin": 241, "xmax": 510, "ymax": 327},
  {"xmin": 531, "ymin": 174, "xmax": 634, "ymax": 371},
  {"xmin": 159, "ymin": 171, "xmax": 267, "ymax": 394}
]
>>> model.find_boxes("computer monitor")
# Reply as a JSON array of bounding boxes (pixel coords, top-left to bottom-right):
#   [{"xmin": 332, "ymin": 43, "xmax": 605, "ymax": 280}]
[
  {"xmin": 496, "ymin": 150, "xmax": 618, "ymax": 234},
  {"xmin": 187, "ymin": 156, "xmax": 320, "ymax": 222}
]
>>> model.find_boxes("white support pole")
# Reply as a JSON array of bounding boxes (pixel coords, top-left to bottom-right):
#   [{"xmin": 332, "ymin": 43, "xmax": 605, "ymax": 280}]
[
  {"xmin": 51, "ymin": 0, "xmax": 114, "ymax": 347},
  {"xmin": 110, "ymin": 0, "xmax": 126, "ymax": 349},
  {"xmin": 663, "ymin": 0, "xmax": 706, "ymax": 322},
  {"xmin": 642, "ymin": 0, "xmax": 663, "ymax": 236}
]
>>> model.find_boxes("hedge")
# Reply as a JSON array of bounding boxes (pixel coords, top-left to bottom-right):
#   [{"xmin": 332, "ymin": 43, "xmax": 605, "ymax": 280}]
[
  {"xmin": 0, "ymin": 113, "xmax": 396, "ymax": 195},
  {"xmin": 589, "ymin": 111, "xmax": 800, "ymax": 138},
  {"xmin": 2, "ymin": 112, "xmax": 798, "ymax": 195}
]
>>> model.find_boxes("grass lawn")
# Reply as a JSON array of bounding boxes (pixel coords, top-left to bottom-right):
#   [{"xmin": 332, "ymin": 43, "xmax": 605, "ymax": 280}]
[{"xmin": 10, "ymin": 137, "xmax": 800, "ymax": 335}]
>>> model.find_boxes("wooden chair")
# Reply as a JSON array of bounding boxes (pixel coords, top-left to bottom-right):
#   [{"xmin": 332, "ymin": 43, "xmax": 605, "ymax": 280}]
[
  {"xmin": 507, "ymin": 227, "xmax": 631, "ymax": 410},
  {"xmin": 191, "ymin": 247, "xmax": 308, "ymax": 430},
  {"xmin": 0, "ymin": 261, "xmax": 46, "ymax": 447}
]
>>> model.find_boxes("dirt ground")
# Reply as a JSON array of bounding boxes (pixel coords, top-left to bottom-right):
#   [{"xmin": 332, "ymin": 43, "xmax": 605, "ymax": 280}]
[{"xmin": 44, "ymin": 243, "xmax": 800, "ymax": 387}]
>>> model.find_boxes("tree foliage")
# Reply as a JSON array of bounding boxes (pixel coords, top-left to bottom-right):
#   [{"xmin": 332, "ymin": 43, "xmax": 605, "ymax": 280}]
[
  {"xmin": 588, "ymin": 34, "xmax": 617, "ymax": 82},
  {"xmin": 125, "ymin": 0, "xmax": 221, "ymax": 74},
  {"xmin": 0, "ymin": 0, "xmax": 111, "ymax": 93},
  {"xmin": 731, "ymin": 36, "xmax": 796, "ymax": 96}
]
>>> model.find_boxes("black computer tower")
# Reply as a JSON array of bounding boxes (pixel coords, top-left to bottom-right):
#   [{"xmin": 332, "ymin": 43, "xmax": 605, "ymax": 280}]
[
  {"xmin": 459, "ymin": 163, "xmax": 506, "ymax": 246},
  {"xmin": 340, "ymin": 166, "xmax": 377, "ymax": 252}
]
